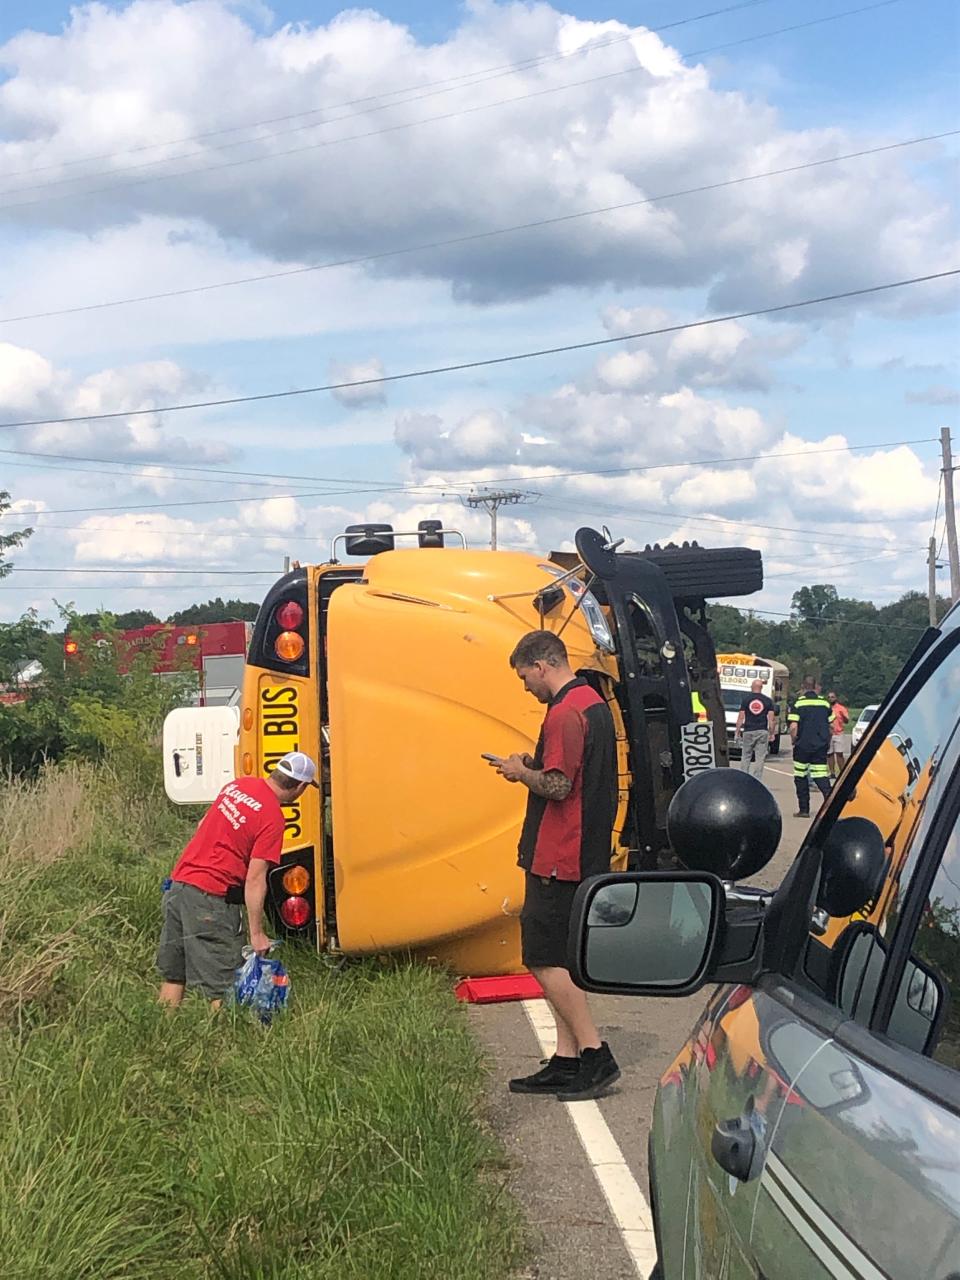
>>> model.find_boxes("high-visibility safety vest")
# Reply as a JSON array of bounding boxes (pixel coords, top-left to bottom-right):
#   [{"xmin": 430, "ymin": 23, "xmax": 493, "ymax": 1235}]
[{"xmin": 788, "ymin": 692, "xmax": 831, "ymax": 751}]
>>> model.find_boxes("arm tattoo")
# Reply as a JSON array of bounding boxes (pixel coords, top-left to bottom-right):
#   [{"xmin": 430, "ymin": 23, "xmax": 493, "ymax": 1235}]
[{"xmin": 525, "ymin": 768, "xmax": 572, "ymax": 801}]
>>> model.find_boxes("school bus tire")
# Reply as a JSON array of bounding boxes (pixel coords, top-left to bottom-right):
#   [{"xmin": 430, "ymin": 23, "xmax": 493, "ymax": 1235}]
[{"xmin": 633, "ymin": 545, "xmax": 763, "ymax": 600}]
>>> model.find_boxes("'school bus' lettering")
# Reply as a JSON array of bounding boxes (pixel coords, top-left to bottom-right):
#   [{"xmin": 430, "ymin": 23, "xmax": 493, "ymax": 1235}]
[{"xmin": 259, "ymin": 683, "xmax": 304, "ymax": 843}]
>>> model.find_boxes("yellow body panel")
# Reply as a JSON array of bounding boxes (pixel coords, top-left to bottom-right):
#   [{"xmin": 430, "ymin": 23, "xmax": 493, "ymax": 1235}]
[
  {"xmin": 819, "ymin": 742, "xmax": 932, "ymax": 948},
  {"xmin": 325, "ymin": 549, "xmax": 628, "ymax": 975},
  {"xmin": 235, "ymin": 575, "xmax": 324, "ymax": 944}
]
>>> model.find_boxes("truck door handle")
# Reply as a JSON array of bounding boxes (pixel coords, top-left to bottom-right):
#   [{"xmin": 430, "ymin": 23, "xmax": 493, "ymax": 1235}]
[{"xmin": 711, "ymin": 1114, "xmax": 758, "ymax": 1181}]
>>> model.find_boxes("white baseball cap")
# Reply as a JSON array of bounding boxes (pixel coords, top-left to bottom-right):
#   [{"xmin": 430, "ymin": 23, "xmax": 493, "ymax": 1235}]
[{"xmin": 274, "ymin": 751, "xmax": 319, "ymax": 787}]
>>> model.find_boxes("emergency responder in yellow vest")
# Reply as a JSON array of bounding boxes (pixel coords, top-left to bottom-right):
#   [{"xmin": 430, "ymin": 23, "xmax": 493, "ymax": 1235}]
[{"xmin": 788, "ymin": 676, "xmax": 832, "ymax": 818}]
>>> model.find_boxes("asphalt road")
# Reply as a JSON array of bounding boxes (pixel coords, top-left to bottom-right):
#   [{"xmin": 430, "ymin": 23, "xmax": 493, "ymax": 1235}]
[{"xmin": 471, "ymin": 747, "xmax": 823, "ymax": 1280}]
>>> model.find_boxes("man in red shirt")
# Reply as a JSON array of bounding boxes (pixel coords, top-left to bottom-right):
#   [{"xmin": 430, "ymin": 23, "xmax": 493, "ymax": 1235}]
[
  {"xmin": 490, "ymin": 630, "xmax": 619, "ymax": 1101},
  {"xmin": 157, "ymin": 751, "xmax": 317, "ymax": 1006}
]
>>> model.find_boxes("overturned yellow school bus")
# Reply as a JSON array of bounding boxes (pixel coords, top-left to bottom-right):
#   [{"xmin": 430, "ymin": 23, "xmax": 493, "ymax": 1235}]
[{"xmin": 163, "ymin": 524, "xmax": 762, "ymax": 976}]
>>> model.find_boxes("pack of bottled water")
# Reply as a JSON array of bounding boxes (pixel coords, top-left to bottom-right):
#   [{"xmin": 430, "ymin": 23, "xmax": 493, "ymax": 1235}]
[{"xmin": 233, "ymin": 946, "xmax": 290, "ymax": 1024}]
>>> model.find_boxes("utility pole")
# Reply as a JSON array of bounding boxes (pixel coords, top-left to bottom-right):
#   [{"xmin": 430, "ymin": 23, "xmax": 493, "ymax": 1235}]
[
  {"xmin": 460, "ymin": 489, "xmax": 538, "ymax": 550},
  {"xmin": 283, "ymin": 555, "xmax": 290, "ymax": 574},
  {"xmin": 928, "ymin": 537, "xmax": 939, "ymax": 627},
  {"xmin": 941, "ymin": 427, "xmax": 960, "ymax": 604}
]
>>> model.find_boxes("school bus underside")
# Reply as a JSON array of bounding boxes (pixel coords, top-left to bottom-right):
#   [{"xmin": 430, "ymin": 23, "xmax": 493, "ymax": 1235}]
[{"xmin": 233, "ymin": 531, "xmax": 763, "ymax": 977}]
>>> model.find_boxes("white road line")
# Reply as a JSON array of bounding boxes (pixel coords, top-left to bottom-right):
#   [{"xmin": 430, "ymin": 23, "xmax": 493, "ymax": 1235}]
[
  {"xmin": 522, "ymin": 999, "xmax": 659, "ymax": 1279},
  {"xmin": 765, "ymin": 765, "xmax": 794, "ymax": 776}
]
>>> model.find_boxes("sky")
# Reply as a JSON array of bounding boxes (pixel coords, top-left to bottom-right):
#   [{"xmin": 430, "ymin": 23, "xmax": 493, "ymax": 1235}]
[{"xmin": 0, "ymin": 0, "xmax": 958, "ymax": 627}]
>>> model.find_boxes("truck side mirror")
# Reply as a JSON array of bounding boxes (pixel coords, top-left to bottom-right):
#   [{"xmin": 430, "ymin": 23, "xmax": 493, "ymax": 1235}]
[
  {"xmin": 667, "ymin": 769, "xmax": 782, "ymax": 880},
  {"xmin": 568, "ymin": 872, "xmax": 723, "ymax": 995}
]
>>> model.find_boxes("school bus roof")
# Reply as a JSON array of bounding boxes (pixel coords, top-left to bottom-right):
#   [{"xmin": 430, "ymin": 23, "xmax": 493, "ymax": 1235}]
[{"xmin": 716, "ymin": 652, "xmax": 789, "ymax": 676}]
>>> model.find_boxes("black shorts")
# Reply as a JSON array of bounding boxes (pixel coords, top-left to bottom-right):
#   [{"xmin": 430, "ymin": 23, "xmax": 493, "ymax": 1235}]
[{"xmin": 520, "ymin": 872, "xmax": 579, "ymax": 970}]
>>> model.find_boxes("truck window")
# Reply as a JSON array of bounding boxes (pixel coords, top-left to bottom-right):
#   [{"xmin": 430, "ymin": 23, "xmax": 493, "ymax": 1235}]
[
  {"xmin": 722, "ymin": 688, "xmax": 745, "ymax": 713},
  {"xmin": 799, "ymin": 636, "xmax": 960, "ymax": 1028},
  {"xmin": 904, "ymin": 823, "xmax": 960, "ymax": 1070}
]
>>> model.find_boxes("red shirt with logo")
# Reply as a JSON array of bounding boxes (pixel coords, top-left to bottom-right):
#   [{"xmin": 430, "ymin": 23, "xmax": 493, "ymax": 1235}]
[
  {"xmin": 172, "ymin": 778, "xmax": 285, "ymax": 895},
  {"xmin": 517, "ymin": 679, "xmax": 617, "ymax": 881}
]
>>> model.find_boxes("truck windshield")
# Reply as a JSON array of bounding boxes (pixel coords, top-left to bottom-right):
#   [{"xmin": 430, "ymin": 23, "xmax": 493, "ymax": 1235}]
[{"xmin": 722, "ymin": 688, "xmax": 746, "ymax": 712}]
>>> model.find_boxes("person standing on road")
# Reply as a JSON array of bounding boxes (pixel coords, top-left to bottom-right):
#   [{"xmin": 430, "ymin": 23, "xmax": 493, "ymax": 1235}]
[
  {"xmin": 489, "ymin": 630, "xmax": 620, "ymax": 1101},
  {"xmin": 827, "ymin": 691, "xmax": 850, "ymax": 778},
  {"xmin": 157, "ymin": 751, "xmax": 317, "ymax": 1007},
  {"xmin": 788, "ymin": 678, "xmax": 832, "ymax": 818},
  {"xmin": 735, "ymin": 678, "xmax": 776, "ymax": 780}
]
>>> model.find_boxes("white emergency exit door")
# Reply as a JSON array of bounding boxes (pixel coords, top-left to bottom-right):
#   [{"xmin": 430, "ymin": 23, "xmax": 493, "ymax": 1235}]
[{"xmin": 162, "ymin": 705, "xmax": 240, "ymax": 805}]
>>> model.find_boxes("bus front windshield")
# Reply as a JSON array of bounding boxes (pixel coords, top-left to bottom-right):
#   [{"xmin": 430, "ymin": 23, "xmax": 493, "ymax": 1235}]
[{"xmin": 722, "ymin": 687, "xmax": 747, "ymax": 712}]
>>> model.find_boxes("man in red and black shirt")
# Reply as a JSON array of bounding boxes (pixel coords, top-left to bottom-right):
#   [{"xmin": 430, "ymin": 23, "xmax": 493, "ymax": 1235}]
[
  {"xmin": 491, "ymin": 630, "xmax": 620, "ymax": 1100},
  {"xmin": 156, "ymin": 750, "xmax": 316, "ymax": 1005}
]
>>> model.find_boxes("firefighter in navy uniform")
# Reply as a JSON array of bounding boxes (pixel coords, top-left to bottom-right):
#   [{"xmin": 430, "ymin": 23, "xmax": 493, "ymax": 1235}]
[{"xmin": 788, "ymin": 676, "xmax": 833, "ymax": 817}]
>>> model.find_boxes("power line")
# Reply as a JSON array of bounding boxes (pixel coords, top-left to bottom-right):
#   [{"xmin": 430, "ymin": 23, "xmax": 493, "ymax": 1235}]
[
  {"xmin": 11, "ymin": 506, "xmax": 917, "ymax": 561},
  {"xmin": 1, "ymin": 1, "xmax": 777, "ymax": 184},
  {"xmin": 0, "ymin": 581, "xmax": 278, "ymax": 593},
  {"xmin": 3, "ymin": 429, "xmax": 944, "ymax": 526},
  {"xmin": 0, "ymin": 455, "xmax": 313, "ymax": 491},
  {"xmin": 0, "ymin": 1, "xmax": 905, "ymax": 213},
  {"xmin": 2, "ymin": 127, "xmax": 953, "ymax": 326},
  {"xmin": 0, "ymin": 445, "xmax": 393, "ymax": 490},
  {"xmin": 1, "ymin": 270, "xmax": 955, "ymax": 434},
  {"xmin": 931, "ymin": 469, "xmax": 944, "ymax": 539},
  {"xmin": 5, "ymin": 436, "xmax": 941, "ymax": 517},
  {"xmin": 5, "ymin": 519, "xmax": 332, "ymax": 546},
  {"xmin": 8, "ymin": 566, "xmax": 276, "ymax": 575},
  {"xmin": 0, "ymin": 427, "xmax": 942, "ymax": 521},
  {"xmin": 741, "ymin": 606, "xmax": 926, "ymax": 631},
  {"xmin": 763, "ymin": 548, "xmax": 920, "ymax": 577},
  {"xmin": 533, "ymin": 496, "xmax": 909, "ymax": 549}
]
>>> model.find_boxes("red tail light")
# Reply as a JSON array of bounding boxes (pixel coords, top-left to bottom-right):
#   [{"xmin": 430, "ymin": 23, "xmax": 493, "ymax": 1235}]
[
  {"xmin": 279, "ymin": 895, "xmax": 311, "ymax": 928},
  {"xmin": 276, "ymin": 600, "xmax": 304, "ymax": 630}
]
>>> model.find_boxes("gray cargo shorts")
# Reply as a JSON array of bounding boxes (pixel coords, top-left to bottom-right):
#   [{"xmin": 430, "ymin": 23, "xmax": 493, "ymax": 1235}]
[{"xmin": 156, "ymin": 881, "xmax": 243, "ymax": 999}]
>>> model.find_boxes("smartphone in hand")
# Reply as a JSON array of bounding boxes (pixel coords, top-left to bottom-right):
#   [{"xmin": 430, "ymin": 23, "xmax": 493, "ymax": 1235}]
[{"xmin": 480, "ymin": 753, "xmax": 503, "ymax": 763}]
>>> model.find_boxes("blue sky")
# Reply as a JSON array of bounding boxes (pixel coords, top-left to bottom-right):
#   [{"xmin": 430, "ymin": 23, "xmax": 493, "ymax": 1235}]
[{"xmin": 0, "ymin": 0, "xmax": 957, "ymax": 620}]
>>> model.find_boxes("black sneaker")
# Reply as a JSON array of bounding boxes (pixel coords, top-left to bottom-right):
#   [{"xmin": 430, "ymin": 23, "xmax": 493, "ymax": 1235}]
[
  {"xmin": 555, "ymin": 1042, "xmax": 621, "ymax": 1101},
  {"xmin": 793, "ymin": 810, "xmax": 811, "ymax": 818},
  {"xmin": 509, "ymin": 1054, "xmax": 580, "ymax": 1095}
]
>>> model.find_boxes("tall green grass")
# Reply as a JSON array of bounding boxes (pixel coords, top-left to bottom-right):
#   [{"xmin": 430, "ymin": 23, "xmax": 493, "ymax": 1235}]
[{"xmin": 0, "ymin": 765, "xmax": 526, "ymax": 1279}]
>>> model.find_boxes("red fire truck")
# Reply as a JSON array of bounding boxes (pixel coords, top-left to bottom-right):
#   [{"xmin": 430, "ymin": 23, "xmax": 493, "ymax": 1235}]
[{"xmin": 64, "ymin": 621, "xmax": 251, "ymax": 706}]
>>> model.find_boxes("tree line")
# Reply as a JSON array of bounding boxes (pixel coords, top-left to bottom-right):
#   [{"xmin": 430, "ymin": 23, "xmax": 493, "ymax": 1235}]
[{"xmin": 708, "ymin": 583, "xmax": 951, "ymax": 708}]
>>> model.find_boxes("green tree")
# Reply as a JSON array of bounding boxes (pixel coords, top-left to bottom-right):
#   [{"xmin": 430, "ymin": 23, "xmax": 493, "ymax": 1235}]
[
  {"xmin": 0, "ymin": 606, "xmax": 196, "ymax": 774},
  {"xmin": 76, "ymin": 608, "xmax": 161, "ymax": 630},
  {"xmin": 168, "ymin": 597, "xmax": 260, "ymax": 624},
  {"xmin": 0, "ymin": 490, "xmax": 32, "ymax": 579},
  {"xmin": 791, "ymin": 584, "xmax": 839, "ymax": 627}
]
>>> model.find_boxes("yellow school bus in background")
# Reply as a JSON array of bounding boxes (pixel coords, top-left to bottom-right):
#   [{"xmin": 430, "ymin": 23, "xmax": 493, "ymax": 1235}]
[
  {"xmin": 716, "ymin": 651, "xmax": 790, "ymax": 755},
  {"xmin": 165, "ymin": 524, "xmax": 762, "ymax": 976}
]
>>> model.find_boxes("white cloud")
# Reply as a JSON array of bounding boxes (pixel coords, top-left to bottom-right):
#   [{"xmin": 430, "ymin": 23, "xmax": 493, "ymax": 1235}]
[
  {"xmin": 328, "ymin": 357, "xmax": 386, "ymax": 407},
  {"xmin": 0, "ymin": 339, "xmax": 229, "ymax": 463},
  {"xmin": 0, "ymin": 2, "xmax": 954, "ymax": 310},
  {"xmin": 596, "ymin": 349, "xmax": 656, "ymax": 391}
]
